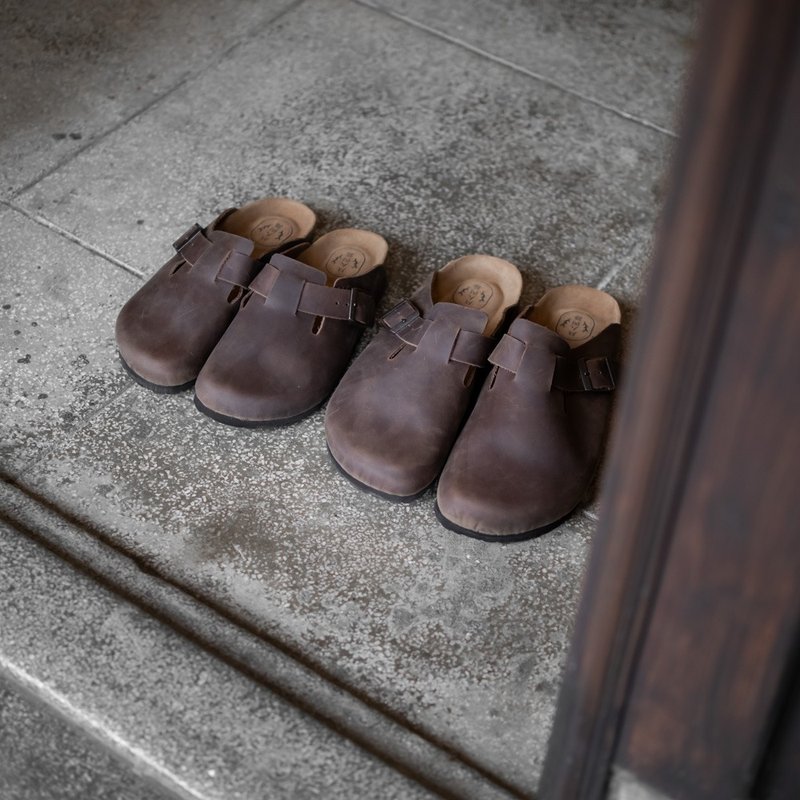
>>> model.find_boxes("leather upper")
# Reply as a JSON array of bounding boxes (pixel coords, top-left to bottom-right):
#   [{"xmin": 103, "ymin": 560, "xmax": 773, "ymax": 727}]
[
  {"xmin": 436, "ymin": 312, "xmax": 621, "ymax": 536},
  {"xmin": 194, "ymin": 250, "xmax": 387, "ymax": 423},
  {"xmin": 115, "ymin": 209, "xmax": 300, "ymax": 388},
  {"xmin": 325, "ymin": 273, "xmax": 501, "ymax": 498}
]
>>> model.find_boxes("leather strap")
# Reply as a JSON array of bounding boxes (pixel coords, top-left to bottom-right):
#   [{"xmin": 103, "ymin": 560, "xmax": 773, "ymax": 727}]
[
  {"xmin": 553, "ymin": 354, "xmax": 617, "ymax": 392},
  {"xmin": 299, "ymin": 282, "xmax": 375, "ymax": 325},
  {"xmin": 248, "ymin": 263, "xmax": 375, "ymax": 325},
  {"xmin": 488, "ymin": 333, "xmax": 526, "ymax": 373},
  {"xmin": 172, "ymin": 224, "xmax": 260, "ymax": 288},
  {"xmin": 490, "ymin": 333, "xmax": 618, "ymax": 392},
  {"xmin": 381, "ymin": 300, "xmax": 495, "ymax": 368}
]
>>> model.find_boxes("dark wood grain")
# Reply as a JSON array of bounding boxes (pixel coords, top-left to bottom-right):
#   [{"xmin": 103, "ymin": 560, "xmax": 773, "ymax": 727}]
[
  {"xmin": 758, "ymin": 664, "xmax": 800, "ymax": 800},
  {"xmin": 617, "ymin": 25, "xmax": 800, "ymax": 795},
  {"xmin": 539, "ymin": 1, "xmax": 800, "ymax": 798}
]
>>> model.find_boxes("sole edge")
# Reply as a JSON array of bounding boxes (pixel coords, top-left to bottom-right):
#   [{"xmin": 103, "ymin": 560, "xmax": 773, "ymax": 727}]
[
  {"xmin": 193, "ymin": 395, "xmax": 323, "ymax": 428},
  {"xmin": 119, "ymin": 356, "xmax": 195, "ymax": 394},
  {"xmin": 325, "ymin": 445, "xmax": 432, "ymax": 503},
  {"xmin": 433, "ymin": 502, "xmax": 575, "ymax": 543}
]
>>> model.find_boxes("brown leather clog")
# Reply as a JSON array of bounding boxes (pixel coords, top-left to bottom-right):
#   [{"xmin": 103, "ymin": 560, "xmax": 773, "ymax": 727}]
[
  {"xmin": 115, "ymin": 198, "xmax": 316, "ymax": 392},
  {"xmin": 325, "ymin": 255, "xmax": 523, "ymax": 499},
  {"xmin": 194, "ymin": 228, "xmax": 388, "ymax": 426},
  {"xmin": 435, "ymin": 285, "xmax": 621, "ymax": 541}
]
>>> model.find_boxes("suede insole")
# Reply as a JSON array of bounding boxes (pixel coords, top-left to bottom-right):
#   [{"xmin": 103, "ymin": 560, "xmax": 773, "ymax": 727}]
[
  {"xmin": 221, "ymin": 198, "xmax": 316, "ymax": 258},
  {"xmin": 531, "ymin": 285, "xmax": 621, "ymax": 348},
  {"xmin": 296, "ymin": 228, "xmax": 388, "ymax": 286},
  {"xmin": 433, "ymin": 255, "xmax": 522, "ymax": 336}
]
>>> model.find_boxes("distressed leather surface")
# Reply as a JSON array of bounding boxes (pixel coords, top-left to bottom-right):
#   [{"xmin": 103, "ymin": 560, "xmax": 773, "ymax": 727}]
[
  {"xmin": 325, "ymin": 273, "xmax": 499, "ymax": 498},
  {"xmin": 115, "ymin": 209, "xmax": 307, "ymax": 389},
  {"xmin": 436, "ymin": 312, "xmax": 621, "ymax": 536},
  {"xmin": 194, "ymin": 250, "xmax": 387, "ymax": 423}
]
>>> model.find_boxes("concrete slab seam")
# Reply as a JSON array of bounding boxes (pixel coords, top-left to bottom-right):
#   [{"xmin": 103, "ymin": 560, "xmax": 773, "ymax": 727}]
[
  {"xmin": 352, "ymin": 0, "xmax": 678, "ymax": 139},
  {"xmin": 3, "ymin": 200, "xmax": 145, "ymax": 278},
  {"xmin": 14, "ymin": 384, "xmax": 136, "ymax": 480},
  {"xmin": 10, "ymin": 76, "xmax": 195, "ymax": 202},
  {"xmin": 8, "ymin": 0, "xmax": 310, "ymax": 203}
]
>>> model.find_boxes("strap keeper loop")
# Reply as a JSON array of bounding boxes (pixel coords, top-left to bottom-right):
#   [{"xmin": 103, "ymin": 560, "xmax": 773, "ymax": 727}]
[
  {"xmin": 172, "ymin": 223, "xmax": 203, "ymax": 253},
  {"xmin": 346, "ymin": 288, "xmax": 360, "ymax": 324}
]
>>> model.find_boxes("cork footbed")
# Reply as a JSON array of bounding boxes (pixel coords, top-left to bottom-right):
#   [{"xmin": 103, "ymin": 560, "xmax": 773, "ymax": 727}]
[
  {"xmin": 221, "ymin": 198, "xmax": 316, "ymax": 259},
  {"xmin": 295, "ymin": 228, "xmax": 389, "ymax": 286},
  {"xmin": 433, "ymin": 255, "xmax": 523, "ymax": 336},
  {"xmin": 530, "ymin": 285, "xmax": 621, "ymax": 348}
]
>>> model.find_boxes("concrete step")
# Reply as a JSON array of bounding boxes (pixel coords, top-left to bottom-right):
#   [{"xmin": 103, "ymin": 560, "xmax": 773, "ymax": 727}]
[
  {"xmin": 0, "ymin": 677, "xmax": 174, "ymax": 800},
  {"xmin": 0, "ymin": 520, "xmax": 445, "ymax": 800}
]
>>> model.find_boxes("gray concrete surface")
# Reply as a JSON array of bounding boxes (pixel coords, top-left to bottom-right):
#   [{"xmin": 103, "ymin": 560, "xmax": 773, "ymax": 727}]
[
  {"xmin": 364, "ymin": 0, "xmax": 698, "ymax": 134},
  {"xmin": 0, "ymin": 207, "xmax": 139, "ymax": 473},
  {"xmin": 15, "ymin": 0, "xmax": 672, "ymax": 303},
  {"xmin": 0, "ymin": 477, "xmax": 524, "ymax": 800},
  {"xmin": 0, "ymin": 0, "xmax": 299, "ymax": 195},
  {"xmin": 0, "ymin": 0, "xmax": 695, "ymax": 796},
  {"xmin": 0, "ymin": 522, "xmax": 436, "ymax": 800},
  {"xmin": 0, "ymin": 678, "xmax": 174, "ymax": 800},
  {"xmin": 10, "ymin": 385, "xmax": 595, "ymax": 795}
]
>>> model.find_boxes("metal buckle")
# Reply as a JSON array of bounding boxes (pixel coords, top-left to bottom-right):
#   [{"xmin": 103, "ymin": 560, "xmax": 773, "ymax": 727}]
[
  {"xmin": 172, "ymin": 223, "xmax": 203, "ymax": 253},
  {"xmin": 578, "ymin": 356, "xmax": 615, "ymax": 391},
  {"xmin": 381, "ymin": 300, "xmax": 419, "ymax": 334},
  {"xmin": 346, "ymin": 288, "xmax": 359, "ymax": 323}
]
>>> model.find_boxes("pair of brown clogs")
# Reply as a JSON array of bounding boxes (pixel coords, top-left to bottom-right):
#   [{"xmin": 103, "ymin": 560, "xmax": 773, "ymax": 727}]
[
  {"xmin": 116, "ymin": 198, "xmax": 388, "ymax": 425},
  {"xmin": 325, "ymin": 257, "xmax": 621, "ymax": 541},
  {"xmin": 116, "ymin": 197, "xmax": 621, "ymax": 541}
]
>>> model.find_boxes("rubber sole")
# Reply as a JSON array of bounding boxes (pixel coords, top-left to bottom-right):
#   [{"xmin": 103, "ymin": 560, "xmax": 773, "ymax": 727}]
[
  {"xmin": 120, "ymin": 356, "xmax": 195, "ymax": 394},
  {"xmin": 433, "ymin": 502, "xmax": 573, "ymax": 543},
  {"xmin": 326, "ymin": 445, "xmax": 432, "ymax": 503},
  {"xmin": 193, "ymin": 395, "xmax": 323, "ymax": 428}
]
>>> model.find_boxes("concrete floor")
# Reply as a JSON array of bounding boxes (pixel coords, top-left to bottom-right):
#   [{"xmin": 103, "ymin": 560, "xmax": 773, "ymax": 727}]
[
  {"xmin": 0, "ymin": 675, "xmax": 172, "ymax": 800},
  {"xmin": 0, "ymin": 0, "xmax": 696, "ymax": 797}
]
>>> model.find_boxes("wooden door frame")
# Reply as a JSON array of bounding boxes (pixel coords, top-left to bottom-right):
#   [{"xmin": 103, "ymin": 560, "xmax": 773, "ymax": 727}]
[{"xmin": 539, "ymin": 2, "xmax": 800, "ymax": 798}]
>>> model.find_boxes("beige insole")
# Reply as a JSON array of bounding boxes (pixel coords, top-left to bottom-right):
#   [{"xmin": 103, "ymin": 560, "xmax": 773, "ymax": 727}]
[
  {"xmin": 221, "ymin": 198, "xmax": 316, "ymax": 258},
  {"xmin": 295, "ymin": 228, "xmax": 389, "ymax": 286},
  {"xmin": 433, "ymin": 255, "xmax": 523, "ymax": 335},
  {"xmin": 530, "ymin": 285, "xmax": 621, "ymax": 348}
]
